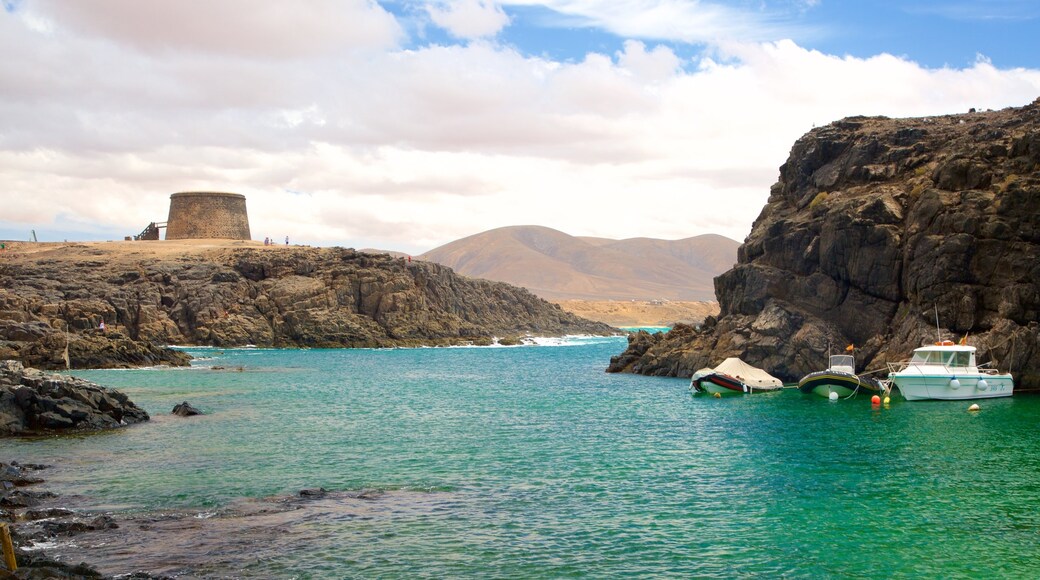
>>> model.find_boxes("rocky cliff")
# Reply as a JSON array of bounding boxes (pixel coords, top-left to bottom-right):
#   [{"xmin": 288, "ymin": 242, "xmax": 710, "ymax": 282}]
[
  {"xmin": 0, "ymin": 243, "xmax": 615, "ymax": 369},
  {"xmin": 609, "ymin": 99, "xmax": 1040, "ymax": 390},
  {"xmin": 0, "ymin": 360, "xmax": 149, "ymax": 434}
]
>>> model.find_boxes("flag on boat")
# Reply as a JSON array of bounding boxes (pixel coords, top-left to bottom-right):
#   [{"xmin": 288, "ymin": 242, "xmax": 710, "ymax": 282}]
[
  {"xmin": 959, "ymin": 335, "xmax": 968, "ymax": 345},
  {"xmin": 845, "ymin": 344, "xmax": 854, "ymax": 352}
]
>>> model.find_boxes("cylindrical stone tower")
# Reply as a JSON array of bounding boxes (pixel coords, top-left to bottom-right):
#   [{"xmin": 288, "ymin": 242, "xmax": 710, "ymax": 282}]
[{"xmin": 165, "ymin": 192, "xmax": 251, "ymax": 240}]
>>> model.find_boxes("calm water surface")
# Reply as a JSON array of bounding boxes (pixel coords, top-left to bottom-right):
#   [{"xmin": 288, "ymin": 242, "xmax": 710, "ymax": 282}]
[{"xmin": 3, "ymin": 337, "xmax": 1040, "ymax": 578}]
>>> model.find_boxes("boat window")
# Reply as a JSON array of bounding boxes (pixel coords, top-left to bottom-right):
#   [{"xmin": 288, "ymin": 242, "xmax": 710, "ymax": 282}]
[
  {"xmin": 949, "ymin": 352, "xmax": 970, "ymax": 367},
  {"xmin": 910, "ymin": 351, "xmax": 943, "ymax": 364}
]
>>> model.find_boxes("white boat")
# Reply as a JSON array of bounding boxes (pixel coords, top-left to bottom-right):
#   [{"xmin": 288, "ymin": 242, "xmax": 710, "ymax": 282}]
[{"xmin": 887, "ymin": 341, "xmax": 1013, "ymax": 401}]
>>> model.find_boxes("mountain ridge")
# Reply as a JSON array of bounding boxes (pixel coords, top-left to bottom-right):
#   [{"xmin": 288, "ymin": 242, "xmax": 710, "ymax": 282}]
[{"xmin": 420, "ymin": 225, "xmax": 740, "ymax": 301}]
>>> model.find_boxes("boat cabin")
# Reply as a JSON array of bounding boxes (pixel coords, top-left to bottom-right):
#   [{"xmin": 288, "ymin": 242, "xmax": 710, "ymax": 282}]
[{"xmin": 908, "ymin": 345, "xmax": 976, "ymax": 370}]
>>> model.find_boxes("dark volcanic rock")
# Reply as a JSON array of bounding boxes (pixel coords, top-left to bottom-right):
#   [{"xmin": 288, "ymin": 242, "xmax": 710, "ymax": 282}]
[
  {"xmin": 610, "ymin": 99, "xmax": 1040, "ymax": 390},
  {"xmin": 0, "ymin": 246, "xmax": 615, "ymax": 369},
  {"xmin": 171, "ymin": 401, "xmax": 201, "ymax": 417},
  {"xmin": 0, "ymin": 360, "xmax": 149, "ymax": 435}
]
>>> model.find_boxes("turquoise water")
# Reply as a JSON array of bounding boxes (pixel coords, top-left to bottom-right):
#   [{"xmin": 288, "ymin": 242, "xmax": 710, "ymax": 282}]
[
  {"xmin": 619, "ymin": 326, "xmax": 671, "ymax": 333},
  {"xmin": 4, "ymin": 337, "xmax": 1040, "ymax": 577}
]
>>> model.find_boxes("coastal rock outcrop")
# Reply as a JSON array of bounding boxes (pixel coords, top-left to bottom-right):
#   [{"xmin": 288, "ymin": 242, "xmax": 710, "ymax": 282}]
[
  {"xmin": 610, "ymin": 99, "xmax": 1040, "ymax": 390},
  {"xmin": 171, "ymin": 401, "xmax": 201, "ymax": 417},
  {"xmin": 0, "ymin": 245, "xmax": 615, "ymax": 369},
  {"xmin": 0, "ymin": 360, "xmax": 149, "ymax": 435}
]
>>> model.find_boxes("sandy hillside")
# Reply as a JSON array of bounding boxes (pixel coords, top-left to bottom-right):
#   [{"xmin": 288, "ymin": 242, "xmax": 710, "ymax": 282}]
[
  {"xmin": 420, "ymin": 225, "xmax": 738, "ymax": 301},
  {"xmin": 555, "ymin": 300, "xmax": 719, "ymax": 328}
]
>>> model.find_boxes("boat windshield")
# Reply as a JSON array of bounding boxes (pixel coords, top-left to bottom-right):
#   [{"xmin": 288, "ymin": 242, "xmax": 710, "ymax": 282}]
[
  {"xmin": 910, "ymin": 350, "xmax": 971, "ymax": 367},
  {"xmin": 829, "ymin": 354, "xmax": 855, "ymax": 371}
]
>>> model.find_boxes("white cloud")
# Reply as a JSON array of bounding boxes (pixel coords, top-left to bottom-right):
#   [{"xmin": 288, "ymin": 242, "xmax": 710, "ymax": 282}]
[
  {"xmin": 617, "ymin": 40, "xmax": 681, "ymax": 82},
  {"xmin": 26, "ymin": 0, "xmax": 404, "ymax": 56},
  {"xmin": 427, "ymin": 0, "xmax": 511, "ymax": 39},
  {"xmin": 1, "ymin": 4, "xmax": 1040, "ymax": 254}
]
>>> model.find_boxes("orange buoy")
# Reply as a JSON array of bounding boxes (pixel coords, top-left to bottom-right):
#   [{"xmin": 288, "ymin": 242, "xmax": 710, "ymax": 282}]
[{"xmin": 871, "ymin": 394, "xmax": 881, "ymax": 405}]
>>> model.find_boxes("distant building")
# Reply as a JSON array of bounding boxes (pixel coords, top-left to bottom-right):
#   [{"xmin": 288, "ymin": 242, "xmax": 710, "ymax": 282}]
[{"xmin": 165, "ymin": 192, "xmax": 251, "ymax": 240}]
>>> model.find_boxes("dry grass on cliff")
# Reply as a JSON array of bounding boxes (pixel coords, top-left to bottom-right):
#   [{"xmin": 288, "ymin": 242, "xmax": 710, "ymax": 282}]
[
  {"xmin": 0, "ymin": 238, "xmax": 288, "ymax": 265},
  {"xmin": 555, "ymin": 299, "xmax": 718, "ymax": 327}
]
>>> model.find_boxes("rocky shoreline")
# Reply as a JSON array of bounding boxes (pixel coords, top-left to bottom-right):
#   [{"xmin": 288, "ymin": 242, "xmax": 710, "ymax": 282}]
[
  {"xmin": 0, "ymin": 360, "xmax": 149, "ymax": 436},
  {"xmin": 609, "ymin": 99, "xmax": 1040, "ymax": 388},
  {"xmin": 0, "ymin": 242, "xmax": 616, "ymax": 371}
]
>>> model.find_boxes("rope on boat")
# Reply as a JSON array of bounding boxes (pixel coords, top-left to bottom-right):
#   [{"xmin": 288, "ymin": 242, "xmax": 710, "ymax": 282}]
[
  {"xmin": 859, "ymin": 367, "xmax": 887, "ymax": 376},
  {"xmin": 842, "ymin": 381, "xmax": 861, "ymax": 400}
]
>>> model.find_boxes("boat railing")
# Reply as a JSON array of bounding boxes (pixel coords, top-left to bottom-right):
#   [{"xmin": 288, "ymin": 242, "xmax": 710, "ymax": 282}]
[
  {"xmin": 886, "ymin": 361, "xmax": 911, "ymax": 374},
  {"xmin": 887, "ymin": 360, "xmax": 1005, "ymax": 376}
]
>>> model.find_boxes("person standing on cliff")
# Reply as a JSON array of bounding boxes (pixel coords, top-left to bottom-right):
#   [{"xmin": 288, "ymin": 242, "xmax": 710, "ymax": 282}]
[
  {"xmin": 99, "ymin": 318, "xmax": 106, "ymax": 333},
  {"xmin": 285, "ymin": 236, "xmax": 289, "ymax": 246}
]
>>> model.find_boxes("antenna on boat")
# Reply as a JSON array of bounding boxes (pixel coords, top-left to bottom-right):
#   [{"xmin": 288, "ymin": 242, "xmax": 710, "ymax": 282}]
[{"xmin": 934, "ymin": 304, "xmax": 941, "ymax": 342}]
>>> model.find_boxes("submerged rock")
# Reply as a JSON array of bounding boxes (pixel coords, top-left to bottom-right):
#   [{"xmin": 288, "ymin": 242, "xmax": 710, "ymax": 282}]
[
  {"xmin": 610, "ymin": 99, "xmax": 1040, "ymax": 390},
  {"xmin": 171, "ymin": 401, "xmax": 201, "ymax": 417}
]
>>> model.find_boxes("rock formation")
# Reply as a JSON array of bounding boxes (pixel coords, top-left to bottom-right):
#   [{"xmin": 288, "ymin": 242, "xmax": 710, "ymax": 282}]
[
  {"xmin": 0, "ymin": 360, "xmax": 149, "ymax": 435},
  {"xmin": 0, "ymin": 244, "xmax": 615, "ymax": 369},
  {"xmin": 609, "ymin": 99, "xmax": 1040, "ymax": 390},
  {"xmin": 171, "ymin": 401, "xmax": 201, "ymax": 417}
]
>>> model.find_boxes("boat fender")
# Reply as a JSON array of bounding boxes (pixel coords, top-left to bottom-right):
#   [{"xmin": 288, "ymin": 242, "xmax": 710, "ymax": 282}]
[
  {"xmin": 828, "ymin": 391, "xmax": 838, "ymax": 401},
  {"xmin": 977, "ymin": 379, "xmax": 988, "ymax": 391},
  {"xmin": 949, "ymin": 378, "xmax": 960, "ymax": 390},
  {"xmin": 713, "ymin": 392, "xmax": 722, "ymax": 398}
]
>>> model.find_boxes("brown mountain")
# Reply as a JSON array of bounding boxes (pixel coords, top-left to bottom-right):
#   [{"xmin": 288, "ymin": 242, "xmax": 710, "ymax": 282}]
[{"xmin": 419, "ymin": 226, "xmax": 739, "ymax": 301}]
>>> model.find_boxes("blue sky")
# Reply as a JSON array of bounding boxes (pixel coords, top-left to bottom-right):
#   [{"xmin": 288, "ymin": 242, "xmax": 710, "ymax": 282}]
[
  {"xmin": 391, "ymin": 1, "xmax": 1040, "ymax": 69},
  {"xmin": 1, "ymin": 0, "xmax": 1039, "ymax": 251}
]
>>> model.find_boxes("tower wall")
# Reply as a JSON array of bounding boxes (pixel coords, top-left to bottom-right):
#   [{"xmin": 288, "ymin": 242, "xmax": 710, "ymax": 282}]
[{"xmin": 165, "ymin": 192, "xmax": 251, "ymax": 240}]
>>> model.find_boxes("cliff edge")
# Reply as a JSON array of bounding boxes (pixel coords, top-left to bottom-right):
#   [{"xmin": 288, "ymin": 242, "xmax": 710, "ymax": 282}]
[
  {"xmin": 0, "ymin": 242, "xmax": 615, "ymax": 369},
  {"xmin": 609, "ymin": 99, "xmax": 1040, "ymax": 390}
]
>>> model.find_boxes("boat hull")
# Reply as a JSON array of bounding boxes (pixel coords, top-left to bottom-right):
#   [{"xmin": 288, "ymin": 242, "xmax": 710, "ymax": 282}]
[
  {"xmin": 892, "ymin": 374, "xmax": 1013, "ymax": 401},
  {"xmin": 798, "ymin": 371, "xmax": 881, "ymax": 398},
  {"xmin": 693, "ymin": 373, "xmax": 746, "ymax": 395}
]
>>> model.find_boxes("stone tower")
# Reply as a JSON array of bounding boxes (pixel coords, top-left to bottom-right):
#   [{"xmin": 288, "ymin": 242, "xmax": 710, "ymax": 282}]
[{"xmin": 165, "ymin": 192, "xmax": 251, "ymax": 240}]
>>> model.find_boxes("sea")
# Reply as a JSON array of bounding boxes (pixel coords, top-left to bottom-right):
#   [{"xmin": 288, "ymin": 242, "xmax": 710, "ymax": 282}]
[{"xmin": 3, "ymin": 336, "xmax": 1040, "ymax": 578}]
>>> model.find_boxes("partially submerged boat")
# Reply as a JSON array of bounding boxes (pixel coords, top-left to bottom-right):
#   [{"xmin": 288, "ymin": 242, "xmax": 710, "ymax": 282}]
[
  {"xmin": 691, "ymin": 357, "xmax": 783, "ymax": 395},
  {"xmin": 798, "ymin": 354, "xmax": 882, "ymax": 399},
  {"xmin": 887, "ymin": 341, "xmax": 1013, "ymax": 401}
]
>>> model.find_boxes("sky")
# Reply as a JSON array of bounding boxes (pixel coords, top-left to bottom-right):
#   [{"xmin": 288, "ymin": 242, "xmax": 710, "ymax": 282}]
[{"xmin": 1, "ymin": 1, "xmax": 1039, "ymax": 254}]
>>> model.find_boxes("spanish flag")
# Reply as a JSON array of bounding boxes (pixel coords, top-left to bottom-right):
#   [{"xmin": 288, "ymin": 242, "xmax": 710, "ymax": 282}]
[
  {"xmin": 845, "ymin": 344, "xmax": 854, "ymax": 352},
  {"xmin": 959, "ymin": 335, "xmax": 968, "ymax": 345}
]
